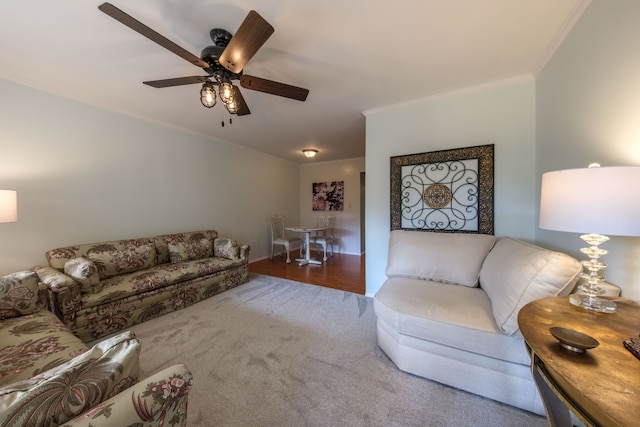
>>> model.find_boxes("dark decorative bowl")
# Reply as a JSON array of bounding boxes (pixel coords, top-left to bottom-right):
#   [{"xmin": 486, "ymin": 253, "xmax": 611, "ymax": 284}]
[{"xmin": 549, "ymin": 327, "xmax": 599, "ymax": 353}]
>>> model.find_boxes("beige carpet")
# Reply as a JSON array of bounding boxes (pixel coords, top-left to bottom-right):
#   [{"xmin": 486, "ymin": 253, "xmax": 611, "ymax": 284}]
[{"xmin": 128, "ymin": 273, "xmax": 546, "ymax": 427}]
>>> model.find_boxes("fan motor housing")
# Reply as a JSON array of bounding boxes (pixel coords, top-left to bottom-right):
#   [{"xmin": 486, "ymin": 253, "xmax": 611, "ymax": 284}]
[
  {"xmin": 201, "ymin": 31, "xmax": 243, "ymax": 81},
  {"xmin": 210, "ymin": 28, "xmax": 232, "ymax": 46}
]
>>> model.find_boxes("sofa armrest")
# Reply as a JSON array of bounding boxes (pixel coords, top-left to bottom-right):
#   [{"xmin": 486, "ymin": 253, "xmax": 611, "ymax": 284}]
[
  {"xmin": 32, "ymin": 265, "xmax": 79, "ymax": 291},
  {"xmin": 0, "ymin": 331, "xmax": 140, "ymax": 426},
  {"xmin": 32, "ymin": 265, "xmax": 82, "ymax": 320},
  {"xmin": 64, "ymin": 364, "xmax": 193, "ymax": 427},
  {"xmin": 240, "ymin": 244, "xmax": 250, "ymax": 264}
]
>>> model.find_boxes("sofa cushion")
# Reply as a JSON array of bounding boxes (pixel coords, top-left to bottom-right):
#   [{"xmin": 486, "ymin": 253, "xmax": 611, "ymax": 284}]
[
  {"xmin": 86, "ymin": 239, "xmax": 157, "ymax": 280},
  {"xmin": 385, "ymin": 230, "xmax": 496, "ymax": 287},
  {"xmin": 162, "ymin": 232, "xmax": 214, "ymax": 263},
  {"xmin": 64, "ymin": 258, "xmax": 102, "ymax": 294},
  {"xmin": 0, "ymin": 271, "xmax": 41, "ymax": 319},
  {"xmin": 0, "ymin": 331, "xmax": 140, "ymax": 427},
  {"xmin": 479, "ymin": 238, "xmax": 582, "ymax": 335},
  {"xmin": 155, "ymin": 230, "xmax": 218, "ymax": 264},
  {"xmin": 374, "ymin": 277, "xmax": 530, "ymax": 365},
  {"xmin": 81, "ymin": 256, "xmax": 244, "ymax": 311},
  {"xmin": 167, "ymin": 236, "xmax": 213, "ymax": 263},
  {"xmin": 0, "ymin": 310, "xmax": 88, "ymax": 387},
  {"xmin": 214, "ymin": 238, "xmax": 240, "ymax": 259}
]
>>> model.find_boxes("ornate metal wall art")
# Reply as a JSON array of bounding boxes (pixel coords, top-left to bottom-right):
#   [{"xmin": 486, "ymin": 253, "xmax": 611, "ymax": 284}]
[{"xmin": 390, "ymin": 144, "xmax": 494, "ymax": 234}]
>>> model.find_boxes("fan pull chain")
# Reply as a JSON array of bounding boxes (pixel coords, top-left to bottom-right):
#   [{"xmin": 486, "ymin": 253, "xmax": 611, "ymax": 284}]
[{"xmin": 219, "ymin": 109, "xmax": 233, "ymax": 127}]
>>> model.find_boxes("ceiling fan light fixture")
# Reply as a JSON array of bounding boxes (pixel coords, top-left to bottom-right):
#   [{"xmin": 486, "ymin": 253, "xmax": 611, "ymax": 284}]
[
  {"xmin": 302, "ymin": 149, "xmax": 318, "ymax": 158},
  {"xmin": 225, "ymin": 99, "xmax": 239, "ymax": 114},
  {"xmin": 219, "ymin": 82, "xmax": 234, "ymax": 104},
  {"xmin": 98, "ymin": 4, "xmax": 308, "ymax": 118},
  {"xmin": 200, "ymin": 82, "xmax": 216, "ymax": 108}
]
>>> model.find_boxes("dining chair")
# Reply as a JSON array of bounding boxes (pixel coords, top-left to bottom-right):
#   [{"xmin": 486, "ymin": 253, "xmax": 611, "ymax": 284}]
[
  {"xmin": 270, "ymin": 215, "xmax": 302, "ymax": 264},
  {"xmin": 309, "ymin": 215, "xmax": 335, "ymax": 261}
]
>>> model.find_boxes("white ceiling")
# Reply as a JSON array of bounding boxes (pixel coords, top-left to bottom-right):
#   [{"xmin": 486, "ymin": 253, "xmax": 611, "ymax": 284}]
[{"xmin": 0, "ymin": 0, "xmax": 586, "ymax": 163}]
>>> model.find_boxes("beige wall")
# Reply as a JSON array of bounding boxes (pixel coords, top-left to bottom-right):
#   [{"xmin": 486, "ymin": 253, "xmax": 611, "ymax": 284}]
[
  {"xmin": 298, "ymin": 158, "xmax": 365, "ymax": 256},
  {"xmin": 364, "ymin": 78, "xmax": 537, "ymax": 297},
  {"xmin": 535, "ymin": 0, "xmax": 640, "ymax": 300},
  {"xmin": 0, "ymin": 79, "xmax": 300, "ymax": 274}
]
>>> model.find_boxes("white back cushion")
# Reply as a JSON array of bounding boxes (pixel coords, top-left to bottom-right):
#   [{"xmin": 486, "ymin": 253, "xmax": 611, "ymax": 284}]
[
  {"xmin": 480, "ymin": 238, "xmax": 582, "ymax": 335},
  {"xmin": 386, "ymin": 230, "xmax": 496, "ymax": 287}
]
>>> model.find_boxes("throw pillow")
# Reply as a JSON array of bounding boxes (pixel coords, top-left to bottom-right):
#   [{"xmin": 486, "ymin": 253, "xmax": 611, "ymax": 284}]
[
  {"xmin": 479, "ymin": 237, "xmax": 582, "ymax": 335},
  {"xmin": 64, "ymin": 257, "xmax": 102, "ymax": 294},
  {"xmin": 0, "ymin": 271, "xmax": 41, "ymax": 319},
  {"xmin": 214, "ymin": 238, "xmax": 240, "ymax": 259},
  {"xmin": 385, "ymin": 230, "xmax": 496, "ymax": 287},
  {"xmin": 0, "ymin": 330, "xmax": 140, "ymax": 427}
]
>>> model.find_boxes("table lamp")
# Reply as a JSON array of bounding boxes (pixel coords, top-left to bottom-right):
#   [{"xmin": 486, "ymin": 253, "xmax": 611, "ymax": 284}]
[
  {"xmin": 0, "ymin": 190, "xmax": 17, "ymax": 223},
  {"xmin": 539, "ymin": 166, "xmax": 640, "ymax": 313}
]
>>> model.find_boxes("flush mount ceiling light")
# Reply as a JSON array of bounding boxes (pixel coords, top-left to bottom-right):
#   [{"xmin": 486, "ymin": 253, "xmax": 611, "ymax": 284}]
[{"xmin": 302, "ymin": 149, "xmax": 318, "ymax": 158}]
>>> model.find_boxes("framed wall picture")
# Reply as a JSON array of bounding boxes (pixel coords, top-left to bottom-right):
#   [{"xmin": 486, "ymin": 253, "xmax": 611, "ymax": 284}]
[
  {"xmin": 390, "ymin": 144, "xmax": 494, "ymax": 234},
  {"xmin": 313, "ymin": 181, "xmax": 344, "ymax": 211}
]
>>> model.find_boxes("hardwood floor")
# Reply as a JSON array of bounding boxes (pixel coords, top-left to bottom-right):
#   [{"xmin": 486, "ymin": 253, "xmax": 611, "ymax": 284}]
[{"xmin": 249, "ymin": 248, "xmax": 365, "ymax": 294}]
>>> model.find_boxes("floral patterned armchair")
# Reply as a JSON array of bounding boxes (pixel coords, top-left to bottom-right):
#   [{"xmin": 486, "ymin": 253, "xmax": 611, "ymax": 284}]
[{"xmin": 0, "ymin": 271, "xmax": 192, "ymax": 426}]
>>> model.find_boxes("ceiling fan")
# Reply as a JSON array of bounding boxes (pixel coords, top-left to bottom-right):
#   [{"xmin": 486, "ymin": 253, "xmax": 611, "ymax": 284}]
[{"xmin": 98, "ymin": 3, "xmax": 309, "ymax": 117}]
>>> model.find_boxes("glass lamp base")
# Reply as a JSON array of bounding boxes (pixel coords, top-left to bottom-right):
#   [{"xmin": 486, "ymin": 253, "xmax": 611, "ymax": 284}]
[{"xmin": 569, "ymin": 294, "xmax": 617, "ymax": 313}]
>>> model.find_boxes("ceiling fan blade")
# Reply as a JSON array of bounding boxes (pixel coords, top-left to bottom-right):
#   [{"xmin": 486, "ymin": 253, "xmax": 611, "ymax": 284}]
[
  {"xmin": 98, "ymin": 2, "xmax": 210, "ymax": 69},
  {"xmin": 143, "ymin": 76, "xmax": 209, "ymax": 88},
  {"xmin": 232, "ymin": 86, "xmax": 251, "ymax": 116},
  {"xmin": 219, "ymin": 10, "xmax": 274, "ymax": 74},
  {"xmin": 240, "ymin": 75, "xmax": 309, "ymax": 101}
]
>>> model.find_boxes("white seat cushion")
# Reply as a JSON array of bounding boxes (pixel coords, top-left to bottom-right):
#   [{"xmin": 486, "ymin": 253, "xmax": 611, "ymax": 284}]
[{"xmin": 374, "ymin": 277, "xmax": 530, "ymax": 365}]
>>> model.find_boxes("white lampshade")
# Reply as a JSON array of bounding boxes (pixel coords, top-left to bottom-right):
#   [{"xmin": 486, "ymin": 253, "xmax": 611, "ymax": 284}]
[
  {"xmin": 540, "ymin": 166, "xmax": 640, "ymax": 236},
  {"xmin": 0, "ymin": 190, "xmax": 17, "ymax": 223}
]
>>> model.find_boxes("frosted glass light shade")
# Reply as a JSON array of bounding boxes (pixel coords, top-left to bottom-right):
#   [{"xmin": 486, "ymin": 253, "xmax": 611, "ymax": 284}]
[
  {"xmin": 0, "ymin": 190, "xmax": 17, "ymax": 223},
  {"xmin": 540, "ymin": 166, "xmax": 640, "ymax": 236}
]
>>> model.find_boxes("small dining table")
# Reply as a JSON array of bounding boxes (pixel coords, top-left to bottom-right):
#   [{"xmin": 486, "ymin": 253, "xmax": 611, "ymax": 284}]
[{"xmin": 285, "ymin": 225, "xmax": 328, "ymax": 266}]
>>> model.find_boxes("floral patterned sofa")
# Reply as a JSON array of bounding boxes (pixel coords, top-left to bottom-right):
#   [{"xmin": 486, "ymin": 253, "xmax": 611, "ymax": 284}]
[
  {"xmin": 0, "ymin": 270, "xmax": 192, "ymax": 426},
  {"xmin": 33, "ymin": 230, "xmax": 250, "ymax": 342}
]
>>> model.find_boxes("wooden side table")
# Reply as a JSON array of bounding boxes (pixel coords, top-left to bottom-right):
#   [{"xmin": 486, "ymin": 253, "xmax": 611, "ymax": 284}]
[{"xmin": 518, "ymin": 296, "xmax": 640, "ymax": 427}]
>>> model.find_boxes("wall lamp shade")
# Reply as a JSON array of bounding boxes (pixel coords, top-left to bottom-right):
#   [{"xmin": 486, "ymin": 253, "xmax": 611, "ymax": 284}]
[
  {"xmin": 302, "ymin": 149, "xmax": 318, "ymax": 158},
  {"xmin": 540, "ymin": 166, "xmax": 640, "ymax": 236},
  {"xmin": 0, "ymin": 190, "xmax": 17, "ymax": 223}
]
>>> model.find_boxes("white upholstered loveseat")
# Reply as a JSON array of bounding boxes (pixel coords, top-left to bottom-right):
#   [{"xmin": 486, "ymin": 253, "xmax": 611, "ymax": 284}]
[{"xmin": 373, "ymin": 230, "xmax": 583, "ymax": 415}]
